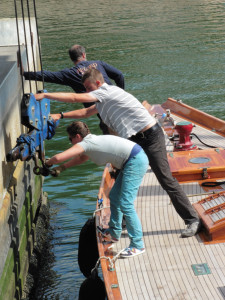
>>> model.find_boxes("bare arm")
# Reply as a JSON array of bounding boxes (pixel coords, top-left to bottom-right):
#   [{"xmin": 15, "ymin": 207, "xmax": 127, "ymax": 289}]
[
  {"xmin": 51, "ymin": 104, "xmax": 98, "ymax": 121},
  {"xmin": 64, "ymin": 154, "xmax": 89, "ymax": 169},
  {"xmin": 35, "ymin": 91, "xmax": 97, "ymax": 103},
  {"xmin": 46, "ymin": 144, "xmax": 89, "ymax": 168}
]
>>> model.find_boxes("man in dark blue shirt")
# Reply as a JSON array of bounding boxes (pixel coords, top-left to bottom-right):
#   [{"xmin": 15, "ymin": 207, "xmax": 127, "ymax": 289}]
[
  {"xmin": 23, "ymin": 44, "xmax": 125, "ymax": 108},
  {"xmin": 24, "ymin": 44, "xmax": 124, "ymax": 133}
]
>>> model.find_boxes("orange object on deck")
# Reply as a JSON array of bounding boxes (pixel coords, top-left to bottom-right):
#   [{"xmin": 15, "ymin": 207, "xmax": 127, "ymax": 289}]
[{"xmin": 168, "ymin": 148, "xmax": 225, "ymax": 182}]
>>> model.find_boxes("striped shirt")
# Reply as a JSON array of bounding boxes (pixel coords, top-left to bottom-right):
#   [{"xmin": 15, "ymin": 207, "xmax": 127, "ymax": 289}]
[{"xmin": 90, "ymin": 83, "xmax": 155, "ymax": 138}]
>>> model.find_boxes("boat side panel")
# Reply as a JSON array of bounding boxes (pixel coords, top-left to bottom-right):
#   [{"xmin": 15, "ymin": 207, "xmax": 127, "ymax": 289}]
[
  {"xmin": 95, "ymin": 164, "xmax": 122, "ymax": 300},
  {"xmin": 162, "ymin": 98, "xmax": 225, "ymax": 137}
]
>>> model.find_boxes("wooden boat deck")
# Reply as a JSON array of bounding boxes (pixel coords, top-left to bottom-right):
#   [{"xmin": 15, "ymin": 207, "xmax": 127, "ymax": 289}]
[
  {"xmin": 113, "ymin": 120, "xmax": 225, "ymax": 300},
  {"xmin": 96, "ymin": 99, "xmax": 225, "ymax": 300}
]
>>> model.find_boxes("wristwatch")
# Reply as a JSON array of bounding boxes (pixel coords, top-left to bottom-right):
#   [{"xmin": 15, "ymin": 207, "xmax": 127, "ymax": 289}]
[{"xmin": 60, "ymin": 112, "xmax": 64, "ymax": 119}]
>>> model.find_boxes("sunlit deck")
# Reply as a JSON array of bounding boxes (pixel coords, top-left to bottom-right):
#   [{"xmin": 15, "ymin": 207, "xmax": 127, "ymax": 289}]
[{"xmin": 96, "ymin": 101, "xmax": 225, "ymax": 300}]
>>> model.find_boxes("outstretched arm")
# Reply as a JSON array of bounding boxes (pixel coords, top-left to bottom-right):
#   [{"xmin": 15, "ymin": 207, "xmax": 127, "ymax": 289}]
[
  {"xmin": 46, "ymin": 144, "xmax": 89, "ymax": 169},
  {"xmin": 35, "ymin": 91, "xmax": 97, "ymax": 103},
  {"xmin": 24, "ymin": 69, "xmax": 81, "ymax": 90},
  {"xmin": 24, "ymin": 70, "xmax": 67, "ymax": 85},
  {"xmin": 51, "ymin": 104, "xmax": 98, "ymax": 121},
  {"xmin": 102, "ymin": 61, "xmax": 125, "ymax": 89}
]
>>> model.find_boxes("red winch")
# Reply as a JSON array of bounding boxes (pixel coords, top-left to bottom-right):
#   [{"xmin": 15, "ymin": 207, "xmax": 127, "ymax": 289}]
[{"xmin": 174, "ymin": 121, "xmax": 198, "ymax": 151}]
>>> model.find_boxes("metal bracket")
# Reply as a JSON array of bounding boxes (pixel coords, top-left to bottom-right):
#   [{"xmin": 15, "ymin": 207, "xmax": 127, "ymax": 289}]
[{"xmin": 202, "ymin": 168, "xmax": 210, "ymax": 179}]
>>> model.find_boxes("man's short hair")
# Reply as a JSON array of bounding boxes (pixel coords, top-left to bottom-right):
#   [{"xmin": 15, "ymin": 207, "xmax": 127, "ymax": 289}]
[
  {"xmin": 68, "ymin": 45, "xmax": 85, "ymax": 62},
  {"xmin": 81, "ymin": 69, "xmax": 104, "ymax": 84},
  {"xmin": 67, "ymin": 121, "xmax": 90, "ymax": 138}
]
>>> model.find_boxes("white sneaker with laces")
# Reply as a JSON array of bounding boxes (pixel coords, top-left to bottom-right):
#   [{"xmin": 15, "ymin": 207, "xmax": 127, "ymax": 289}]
[{"xmin": 120, "ymin": 247, "xmax": 145, "ymax": 258}]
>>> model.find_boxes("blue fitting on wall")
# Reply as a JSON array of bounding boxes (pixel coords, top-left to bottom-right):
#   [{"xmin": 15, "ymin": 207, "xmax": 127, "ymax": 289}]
[{"xmin": 7, "ymin": 91, "xmax": 59, "ymax": 162}]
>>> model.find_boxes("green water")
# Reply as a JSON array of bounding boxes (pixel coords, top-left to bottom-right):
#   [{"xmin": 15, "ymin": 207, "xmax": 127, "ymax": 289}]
[{"xmin": 1, "ymin": 0, "xmax": 225, "ymax": 299}]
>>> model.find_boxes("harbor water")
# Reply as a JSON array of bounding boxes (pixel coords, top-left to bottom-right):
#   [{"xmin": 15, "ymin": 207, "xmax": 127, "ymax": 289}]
[{"xmin": 1, "ymin": 0, "xmax": 225, "ymax": 299}]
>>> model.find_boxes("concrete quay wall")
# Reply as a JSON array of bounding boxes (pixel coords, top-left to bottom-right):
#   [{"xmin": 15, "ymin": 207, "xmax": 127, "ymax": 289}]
[{"xmin": 0, "ymin": 18, "xmax": 45, "ymax": 300}]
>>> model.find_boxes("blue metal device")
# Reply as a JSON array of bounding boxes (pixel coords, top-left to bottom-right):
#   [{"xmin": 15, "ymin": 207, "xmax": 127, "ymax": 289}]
[{"xmin": 6, "ymin": 91, "xmax": 58, "ymax": 176}]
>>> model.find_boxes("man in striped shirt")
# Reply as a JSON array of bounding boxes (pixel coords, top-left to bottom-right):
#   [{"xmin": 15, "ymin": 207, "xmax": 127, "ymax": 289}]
[{"xmin": 35, "ymin": 69, "xmax": 201, "ymax": 238}]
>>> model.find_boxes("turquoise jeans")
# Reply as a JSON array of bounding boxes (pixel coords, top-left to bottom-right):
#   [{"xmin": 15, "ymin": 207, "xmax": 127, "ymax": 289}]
[{"xmin": 108, "ymin": 149, "xmax": 148, "ymax": 249}]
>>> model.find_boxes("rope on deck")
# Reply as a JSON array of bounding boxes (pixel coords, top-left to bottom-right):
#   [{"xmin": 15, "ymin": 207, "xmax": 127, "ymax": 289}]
[
  {"xmin": 93, "ymin": 206, "xmax": 110, "ymax": 217},
  {"xmin": 187, "ymin": 191, "xmax": 222, "ymax": 197},
  {"xmin": 91, "ymin": 248, "xmax": 125, "ymax": 273}
]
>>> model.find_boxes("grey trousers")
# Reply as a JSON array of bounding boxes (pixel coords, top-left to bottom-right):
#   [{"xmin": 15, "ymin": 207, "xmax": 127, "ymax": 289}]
[{"xmin": 129, "ymin": 123, "xmax": 199, "ymax": 225}]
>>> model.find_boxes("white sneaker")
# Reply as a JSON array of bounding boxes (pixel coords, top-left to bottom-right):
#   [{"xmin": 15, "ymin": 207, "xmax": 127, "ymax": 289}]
[{"xmin": 120, "ymin": 247, "xmax": 145, "ymax": 258}]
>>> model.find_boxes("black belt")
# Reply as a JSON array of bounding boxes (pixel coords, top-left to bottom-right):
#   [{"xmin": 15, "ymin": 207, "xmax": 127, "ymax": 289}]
[{"xmin": 134, "ymin": 122, "xmax": 160, "ymax": 139}]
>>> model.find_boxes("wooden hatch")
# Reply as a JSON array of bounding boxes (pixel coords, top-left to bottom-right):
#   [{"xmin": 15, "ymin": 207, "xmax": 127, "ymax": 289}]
[
  {"xmin": 193, "ymin": 191, "xmax": 225, "ymax": 243},
  {"xmin": 168, "ymin": 148, "xmax": 225, "ymax": 182}
]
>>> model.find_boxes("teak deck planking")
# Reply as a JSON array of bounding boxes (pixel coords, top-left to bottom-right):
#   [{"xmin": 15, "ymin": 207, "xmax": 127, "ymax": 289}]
[{"xmin": 96, "ymin": 99, "xmax": 225, "ymax": 300}]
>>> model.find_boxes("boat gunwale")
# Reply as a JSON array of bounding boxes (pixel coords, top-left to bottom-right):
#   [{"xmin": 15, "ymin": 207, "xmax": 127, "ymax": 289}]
[
  {"xmin": 143, "ymin": 97, "xmax": 225, "ymax": 138},
  {"xmin": 95, "ymin": 163, "xmax": 123, "ymax": 300}
]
